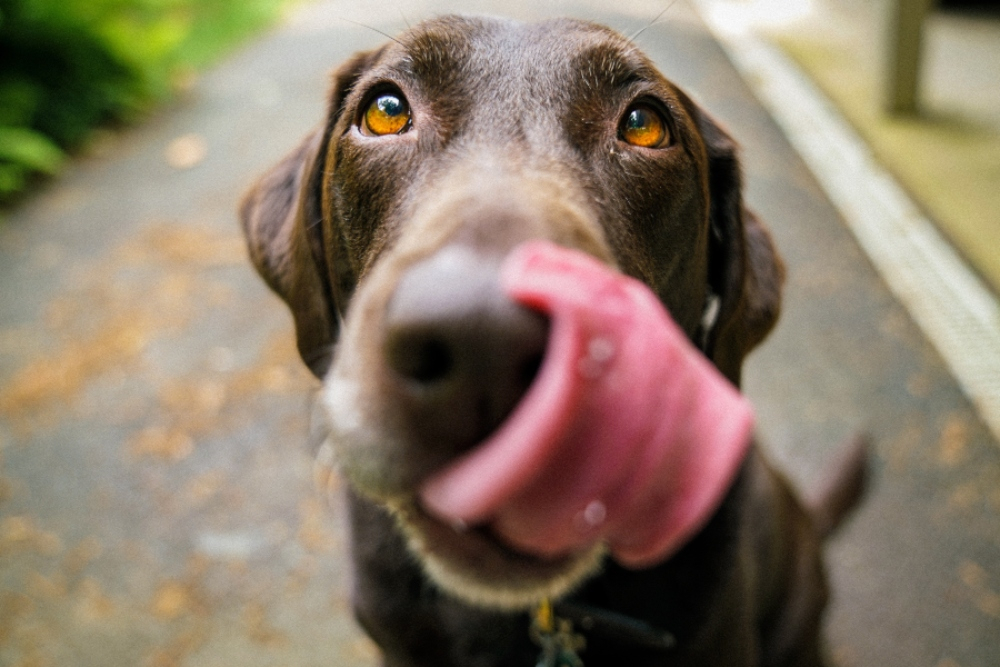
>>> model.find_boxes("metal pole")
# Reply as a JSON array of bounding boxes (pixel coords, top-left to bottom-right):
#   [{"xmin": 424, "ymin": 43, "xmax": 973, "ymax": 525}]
[{"xmin": 886, "ymin": 0, "xmax": 934, "ymax": 115}]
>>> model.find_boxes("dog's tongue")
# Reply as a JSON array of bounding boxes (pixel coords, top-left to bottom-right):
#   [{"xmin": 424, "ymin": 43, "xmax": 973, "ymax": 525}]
[{"xmin": 419, "ymin": 241, "xmax": 753, "ymax": 568}]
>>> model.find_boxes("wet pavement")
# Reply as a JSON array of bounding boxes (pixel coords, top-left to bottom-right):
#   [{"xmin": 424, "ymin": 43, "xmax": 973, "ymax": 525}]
[{"xmin": 1, "ymin": 1, "xmax": 997, "ymax": 666}]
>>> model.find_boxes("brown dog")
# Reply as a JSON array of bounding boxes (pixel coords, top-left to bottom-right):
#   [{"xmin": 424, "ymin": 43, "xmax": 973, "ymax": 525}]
[{"xmin": 241, "ymin": 16, "xmax": 863, "ymax": 666}]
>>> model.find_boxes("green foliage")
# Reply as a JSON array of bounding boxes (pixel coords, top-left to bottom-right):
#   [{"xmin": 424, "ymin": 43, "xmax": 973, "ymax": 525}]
[
  {"xmin": 0, "ymin": 0, "xmax": 287, "ymax": 202},
  {"xmin": 0, "ymin": 127, "xmax": 64, "ymax": 194}
]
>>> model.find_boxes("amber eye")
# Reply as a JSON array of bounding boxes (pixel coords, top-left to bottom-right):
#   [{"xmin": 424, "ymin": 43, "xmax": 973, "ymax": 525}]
[
  {"xmin": 362, "ymin": 92, "xmax": 411, "ymax": 136},
  {"xmin": 620, "ymin": 104, "xmax": 669, "ymax": 148}
]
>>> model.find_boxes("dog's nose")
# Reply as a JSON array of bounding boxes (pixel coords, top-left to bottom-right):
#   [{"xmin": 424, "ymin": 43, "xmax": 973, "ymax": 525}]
[{"xmin": 383, "ymin": 246, "xmax": 550, "ymax": 459}]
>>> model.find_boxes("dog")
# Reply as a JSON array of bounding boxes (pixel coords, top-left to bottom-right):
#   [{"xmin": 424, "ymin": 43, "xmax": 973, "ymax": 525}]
[{"xmin": 240, "ymin": 15, "xmax": 865, "ymax": 666}]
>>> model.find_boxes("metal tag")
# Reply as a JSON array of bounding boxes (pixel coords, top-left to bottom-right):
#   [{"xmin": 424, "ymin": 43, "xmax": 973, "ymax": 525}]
[{"xmin": 531, "ymin": 599, "xmax": 586, "ymax": 667}]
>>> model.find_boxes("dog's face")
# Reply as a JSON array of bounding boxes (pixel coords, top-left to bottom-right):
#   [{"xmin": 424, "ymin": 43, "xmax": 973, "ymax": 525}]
[{"xmin": 241, "ymin": 16, "xmax": 782, "ymax": 609}]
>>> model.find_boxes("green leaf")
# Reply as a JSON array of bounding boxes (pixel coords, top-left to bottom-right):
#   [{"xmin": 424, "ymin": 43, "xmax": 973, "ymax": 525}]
[
  {"xmin": 0, "ymin": 162, "xmax": 28, "ymax": 198},
  {"xmin": 0, "ymin": 126, "xmax": 65, "ymax": 174}
]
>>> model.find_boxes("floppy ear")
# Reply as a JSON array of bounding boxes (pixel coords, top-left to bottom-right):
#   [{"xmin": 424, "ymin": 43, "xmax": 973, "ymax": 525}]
[
  {"xmin": 694, "ymin": 109, "xmax": 785, "ymax": 386},
  {"xmin": 239, "ymin": 50, "xmax": 381, "ymax": 378}
]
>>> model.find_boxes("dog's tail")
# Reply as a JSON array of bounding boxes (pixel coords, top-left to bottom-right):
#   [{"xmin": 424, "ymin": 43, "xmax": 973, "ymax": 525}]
[{"xmin": 803, "ymin": 434, "xmax": 869, "ymax": 539}]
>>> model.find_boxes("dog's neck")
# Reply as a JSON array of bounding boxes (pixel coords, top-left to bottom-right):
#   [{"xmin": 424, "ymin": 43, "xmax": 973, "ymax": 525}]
[{"xmin": 550, "ymin": 600, "xmax": 677, "ymax": 653}]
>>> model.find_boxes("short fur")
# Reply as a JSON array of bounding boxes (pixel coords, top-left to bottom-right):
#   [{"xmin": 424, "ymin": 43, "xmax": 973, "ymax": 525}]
[{"xmin": 241, "ymin": 16, "xmax": 864, "ymax": 667}]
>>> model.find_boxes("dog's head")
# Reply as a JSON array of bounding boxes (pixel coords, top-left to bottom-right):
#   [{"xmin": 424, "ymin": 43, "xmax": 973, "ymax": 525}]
[{"xmin": 241, "ymin": 16, "xmax": 783, "ymax": 609}]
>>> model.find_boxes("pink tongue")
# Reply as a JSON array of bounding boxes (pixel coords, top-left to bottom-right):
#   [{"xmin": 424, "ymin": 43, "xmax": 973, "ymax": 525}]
[{"xmin": 419, "ymin": 241, "xmax": 753, "ymax": 568}]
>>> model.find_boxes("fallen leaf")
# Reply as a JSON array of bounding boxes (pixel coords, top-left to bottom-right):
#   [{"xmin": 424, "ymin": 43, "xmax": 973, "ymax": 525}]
[
  {"xmin": 937, "ymin": 414, "xmax": 969, "ymax": 467},
  {"xmin": 243, "ymin": 601, "xmax": 287, "ymax": 646},
  {"xmin": 26, "ymin": 571, "xmax": 67, "ymax": 599},
  {"xmin": 297, "ymin": 498, "xmax": 337, "ymax": 553},
  {"xmin": 74, "ymin": 577, "xmax": 115, "ymax": 621},
  {"xmin": 0, "ymin": 515, "xmax": 63, "ymax": 555},
  {"xmin": 151, "ymin": 581, "xmax": 193, "ymax": 620},
  {"xmin": 128, "ymin": 427, "xmax": 194, "ymax": 461},
  {"xmin": 165, "ymin": 134, "xmax": 208, "ymax": 170}
]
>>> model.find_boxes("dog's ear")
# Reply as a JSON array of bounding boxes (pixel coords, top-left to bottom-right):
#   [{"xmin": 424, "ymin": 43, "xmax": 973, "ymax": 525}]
[
  {"xmin": 693, "ymin": 107, "xmax": 785, "ymax": 386},
  {"xmin": 240, "ymin": 50, "xmax": 381, "ymax": 377}
]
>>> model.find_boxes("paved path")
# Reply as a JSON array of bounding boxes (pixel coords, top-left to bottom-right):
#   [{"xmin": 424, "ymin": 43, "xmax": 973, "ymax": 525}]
[{"xmin": 1, "ymin": 1, "xmax": 997, "ymax": 666}]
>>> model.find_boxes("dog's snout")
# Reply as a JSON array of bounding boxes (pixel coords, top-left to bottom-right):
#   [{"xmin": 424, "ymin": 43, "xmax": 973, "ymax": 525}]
[{"xmin": 383, "ymin": 247, "xmax": 549, "ymax": 458}]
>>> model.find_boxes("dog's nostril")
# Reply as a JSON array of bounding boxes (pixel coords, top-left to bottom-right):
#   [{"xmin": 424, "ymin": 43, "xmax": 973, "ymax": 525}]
[
  {"xmin": 381, "ymin": 247, "xmax": 551, "ymax": 460},
  {"xmin": 519, "ymin": 351, "xmax": 544, "ymax": 392},
  {"xmin": 388, "ymin": 333, "xmax": 454, "ymax": 385}
]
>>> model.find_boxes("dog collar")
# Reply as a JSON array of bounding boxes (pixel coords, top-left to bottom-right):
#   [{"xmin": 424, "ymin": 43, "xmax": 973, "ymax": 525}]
[{"xmin": 531, "ymin": 598, "xmax": 677, "ymax": 665}]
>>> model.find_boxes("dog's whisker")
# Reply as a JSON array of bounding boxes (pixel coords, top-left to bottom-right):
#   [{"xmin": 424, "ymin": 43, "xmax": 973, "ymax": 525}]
[
  {"xmin": 628, "ymin": 1, "xmax": 678, "ymax": 43},
  {"xmin": 338, "ymin": 17, "xmax": 404, "ymax": 46}
]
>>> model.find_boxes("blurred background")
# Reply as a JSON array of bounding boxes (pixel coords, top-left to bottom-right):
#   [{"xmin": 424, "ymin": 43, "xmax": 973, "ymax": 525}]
[
  {"xmin": 0, "ymin": 0, "xmax": 289, "ymax": 203},
  {"xmin": 1, "ymin": 1, "xmax": 998, "ymax": 666},
  {"xmin": 751, "ymin": 0, "xmax": 1000, "ymax": 299}
]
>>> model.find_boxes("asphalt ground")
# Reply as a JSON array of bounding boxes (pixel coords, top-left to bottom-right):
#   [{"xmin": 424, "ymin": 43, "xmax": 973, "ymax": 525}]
[{"xmin": 0, "ymin": 1, "xmax": 997, "ymax": 666}]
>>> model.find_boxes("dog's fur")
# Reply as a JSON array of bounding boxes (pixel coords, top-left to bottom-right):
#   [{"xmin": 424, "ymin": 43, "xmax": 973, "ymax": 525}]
[{"xmin": 241, "ymin": 16, "xmax": 863, "ymax": 666}]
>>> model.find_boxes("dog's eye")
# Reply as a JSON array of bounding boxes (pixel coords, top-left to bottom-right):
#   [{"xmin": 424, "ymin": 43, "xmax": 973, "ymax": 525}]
[
  {"xmin": 362, "ymin": 93, "xmax": 411, "ymax": 136},
  {"xmin": 619, "ymin": 104, "xmax": 669, "ymax": 148}
]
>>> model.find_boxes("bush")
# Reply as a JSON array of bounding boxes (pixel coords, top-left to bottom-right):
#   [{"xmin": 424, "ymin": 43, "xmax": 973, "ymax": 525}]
[{"xmin": 0, "ymin": 0, "xmax": 287, "ymax": 202}]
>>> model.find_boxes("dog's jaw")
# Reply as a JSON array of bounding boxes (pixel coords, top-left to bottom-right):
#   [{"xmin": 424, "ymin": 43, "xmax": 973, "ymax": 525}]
[
  {"xmin": 387, "ymin": 499, "xmax": 607, "ymax": 610},
  {"xmin": 323, "ymin": 323, "xmax": 610, "ymax": 610}
]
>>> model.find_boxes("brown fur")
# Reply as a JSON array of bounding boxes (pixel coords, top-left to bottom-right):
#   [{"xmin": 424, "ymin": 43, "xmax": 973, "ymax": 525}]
[{"xmin": 240, "ymin": 16, "xmax": 864, "ymax": 666}]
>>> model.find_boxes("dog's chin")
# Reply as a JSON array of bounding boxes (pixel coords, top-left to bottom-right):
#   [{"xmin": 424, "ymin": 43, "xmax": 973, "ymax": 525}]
[{"xmin": 384, "ymin": 498, "xmax": 606, "ymax": 611}]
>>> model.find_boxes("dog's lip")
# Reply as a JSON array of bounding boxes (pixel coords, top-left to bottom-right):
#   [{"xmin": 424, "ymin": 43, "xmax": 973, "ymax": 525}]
[
  {"xmin": 404, "ymin": 499, "xmax": 581, "ymax": 567},
  {"xmin": 387, "ymin": 494, "xmax": 609, "ymax": 610}
]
